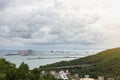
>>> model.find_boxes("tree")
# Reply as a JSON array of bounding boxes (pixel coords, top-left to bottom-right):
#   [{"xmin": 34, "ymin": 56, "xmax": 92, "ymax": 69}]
[
  {"xmin": 29, "ymin": 68, "xmax": 40, "ymax": 80},
  {"xmin": 16, "ymin": 62, "xmax": 29, "ymax": 80},
  {"xmin": 0, "ymin": 58, "xmax": 17, "ymax": 80}
]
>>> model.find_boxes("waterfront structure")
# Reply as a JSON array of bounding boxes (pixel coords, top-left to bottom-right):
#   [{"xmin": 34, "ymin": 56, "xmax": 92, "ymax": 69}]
[{"xmin": 18, "ymin": 49, "xmax": 34, "ymax": 56}]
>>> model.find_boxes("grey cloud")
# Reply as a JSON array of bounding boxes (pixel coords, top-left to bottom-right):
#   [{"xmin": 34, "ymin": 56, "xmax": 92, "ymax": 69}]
[
  {"xmin": 0, "ymin": 1, "xmax": 100, "ymax": 45},
  {"xmin": 0, "ymin": 0, "xmax": 10, "ymax": 10},
  {"xmin": 0, "ymin": 0, "xmax": 120, "ymax": 48}
]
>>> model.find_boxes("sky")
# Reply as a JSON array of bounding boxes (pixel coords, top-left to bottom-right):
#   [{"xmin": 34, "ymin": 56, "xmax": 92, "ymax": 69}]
[{"xmin": 0, "ymin": 0, "xmax": 120, "ymax": 49}]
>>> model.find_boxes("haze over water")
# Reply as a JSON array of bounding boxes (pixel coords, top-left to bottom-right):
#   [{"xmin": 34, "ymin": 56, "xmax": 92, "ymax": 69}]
[{"xmin": 0, "ymin": 45, "xmax": 102, "ymax": 69}]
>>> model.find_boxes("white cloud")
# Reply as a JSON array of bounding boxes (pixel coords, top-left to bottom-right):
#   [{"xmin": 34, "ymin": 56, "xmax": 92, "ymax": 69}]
[{"xmin": 0, "ymin": 0, "xmax": 120, "ymax": 48}]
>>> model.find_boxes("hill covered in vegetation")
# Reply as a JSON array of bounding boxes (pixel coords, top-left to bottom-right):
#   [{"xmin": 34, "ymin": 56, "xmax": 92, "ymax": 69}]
[
  {"xmin": 0, "ymin": 47, "xmax": 120, "ymax": 80},
  {"xmin": 41, "ymin": 48, "xmax": 120, "ymax": 79},
  {"xmin": 0, "ymin": 58, "xmax": 61, "ymax": 80}
]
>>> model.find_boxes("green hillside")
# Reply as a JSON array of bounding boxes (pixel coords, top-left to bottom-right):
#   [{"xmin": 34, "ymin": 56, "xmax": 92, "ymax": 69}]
[
  {"xmin": 0, "ymin": 58, "xmax": 60, "ymax": 80},
  {"xmin": 41, "ymin": 48, "xmax": 120, "ymax": 79}
]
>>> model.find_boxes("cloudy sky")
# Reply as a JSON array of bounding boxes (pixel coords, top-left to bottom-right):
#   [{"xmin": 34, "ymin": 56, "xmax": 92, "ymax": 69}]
[{"xmin": 0, "ymin": 0, "xmax": 120, "ymax": 49}]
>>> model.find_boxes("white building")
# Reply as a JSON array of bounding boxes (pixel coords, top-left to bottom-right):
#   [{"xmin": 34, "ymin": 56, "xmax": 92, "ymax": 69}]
[
  {"xmin": 41, "ymin": 71, "xmax": 45, "ymax": 75},
  {"xmin": 80, "ymin": 75, "xmax": 94, "ymax": 80},
  {"xmin": 50, "ymin": 70, "xmax": 56, "ymax": 76},
  {"xmin": 58, "ymin": 70, "xmax": 69, "ymax": 80}
]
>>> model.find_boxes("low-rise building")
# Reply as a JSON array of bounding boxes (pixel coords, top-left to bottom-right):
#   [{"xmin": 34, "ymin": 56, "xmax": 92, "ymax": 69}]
[
  {"xmin": 80, "ymin": 78, "xmax": 94, "ymax": 80},
  {"xmin": 80, "ymin": 75, "xmax": 94, "ymax": 80},
  {"xmin": 41, "ymin": 71, "xmax": 46, "ymax": 76},
  {"xmin": 50, "ymin": 70, "xmax": 56, "ymax": 76},
  {"xmin": 74, "ymin": 74, "xmax": 79, "ymax": 78},
  {"xmin": 107, "ymin": 78, "xmax": 115, "ymax": 80},
  {"xmin": 58, "ymin": 70, "xmax": 69, "ymax": 80},
  {"xmin": 98, "ymin": 76, "xmax": 105, "ymax": 80}
]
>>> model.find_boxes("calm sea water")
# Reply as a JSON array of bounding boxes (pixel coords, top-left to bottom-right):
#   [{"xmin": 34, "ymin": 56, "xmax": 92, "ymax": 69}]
[{"xmin": 0, "ymin": 50, "xmax": 101, "ymax": 69}]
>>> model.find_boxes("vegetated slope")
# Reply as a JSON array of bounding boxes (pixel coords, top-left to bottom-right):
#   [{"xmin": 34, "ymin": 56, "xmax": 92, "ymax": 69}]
[
  {"xmin": 42, "ymin": 48, "xmax": 120, "ymax": 67},
  {"xmin": 0, "ymin": 58, "xmax": 60, "ymax": 80},
  {"xmin": 41, "ymin": 48, "xmax": 120, "ymax": 79}
]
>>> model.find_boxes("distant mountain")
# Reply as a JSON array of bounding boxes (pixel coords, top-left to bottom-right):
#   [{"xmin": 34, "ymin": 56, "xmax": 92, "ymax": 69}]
[{"xmin": 41, "ymin": 48, "xmax": 120, "ymax": 79}]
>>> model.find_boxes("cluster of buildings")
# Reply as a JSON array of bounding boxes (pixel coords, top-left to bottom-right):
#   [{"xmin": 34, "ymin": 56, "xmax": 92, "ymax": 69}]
[
  {"xmin": 18, "ymin": 49, "xmax": 34, "ymax": 56},
  {"xmin": 41, "ymin": 70, "xmax": 115, "ymax": 80},
  {"xmin": 5, "ymin": 49, "xmax": 34, "ymax": 56}
]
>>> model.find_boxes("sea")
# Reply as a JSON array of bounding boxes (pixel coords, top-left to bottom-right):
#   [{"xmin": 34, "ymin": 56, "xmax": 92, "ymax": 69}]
[{"xmin": 0, "ymin": 45, "xmax": 104, "ymax": 69}]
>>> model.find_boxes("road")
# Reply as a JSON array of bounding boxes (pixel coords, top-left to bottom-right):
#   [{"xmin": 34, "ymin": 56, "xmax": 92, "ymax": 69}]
[{"xmin": 40, "ymin": 64, "xmax": 90, "ymax": 70}]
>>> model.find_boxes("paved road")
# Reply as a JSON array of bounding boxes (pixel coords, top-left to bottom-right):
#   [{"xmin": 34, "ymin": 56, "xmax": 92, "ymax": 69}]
[{"xmin": 40, "ymin": 64, "xmax": 90, "ymax": 70}]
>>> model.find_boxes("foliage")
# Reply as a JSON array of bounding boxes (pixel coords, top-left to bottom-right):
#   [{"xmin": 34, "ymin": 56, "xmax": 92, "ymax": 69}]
[
  {"xmin": 1, "ymin": 47, "xmax": 120, "ymax": 79},
  {"xmin": 41, "ymin": 47, "xmax": 120, "ymax": 79},
  {"xmin": 0, "ymin": 59, "xmax": 59, "ymax": 80}
]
